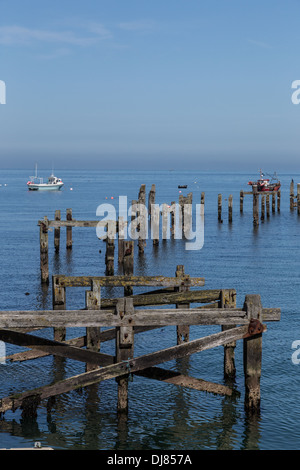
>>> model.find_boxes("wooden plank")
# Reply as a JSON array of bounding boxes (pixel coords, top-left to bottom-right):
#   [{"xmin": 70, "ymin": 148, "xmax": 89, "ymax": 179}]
[
  {"xmin": 53, "ymin": 274, "xmax": 205, "ymax": 288},
  {"xmin": 0, "ymin": 306, "xmax": 280, "ymax": 329},
  {"xmin": 0, "ymin": 329, "xmax": 114, "ymax": 367},
  {"xmin": 0, "ymin": 308, "xmax": 247, "ymax": 329},
  {"xmin": 6, "ymin": 326, "xmax": 161, "ymax": 363},
  {"xmin": 135, "ymin": 367, "xmax": 235, "ymax": 396},
  {"xmin": 0, "ymin": 324, "xmax": 263, "ymax": 414}
]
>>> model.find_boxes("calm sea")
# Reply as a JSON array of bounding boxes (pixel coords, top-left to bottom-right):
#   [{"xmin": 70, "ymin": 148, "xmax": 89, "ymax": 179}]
[{"xmin": 0, "ymin": 168, "xmax": 299, "ymax": 450}]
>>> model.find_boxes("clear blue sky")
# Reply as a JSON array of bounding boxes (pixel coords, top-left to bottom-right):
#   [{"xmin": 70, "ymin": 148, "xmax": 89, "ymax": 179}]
[{"xmin": 1, "ymin": 0, "xmax": 300, "ymax": 171}]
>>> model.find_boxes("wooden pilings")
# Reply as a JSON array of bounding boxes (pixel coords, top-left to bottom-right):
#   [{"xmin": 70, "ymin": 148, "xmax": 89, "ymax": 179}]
[{"xmin": 0, "ymin": 275, "xmax": 280, "ymax": 417}]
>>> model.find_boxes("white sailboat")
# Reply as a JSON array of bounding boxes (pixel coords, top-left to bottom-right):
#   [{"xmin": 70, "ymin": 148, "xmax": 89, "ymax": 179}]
[{"xmin": 27, "ymin": 164, "xmax": 64, "ymax": 191}]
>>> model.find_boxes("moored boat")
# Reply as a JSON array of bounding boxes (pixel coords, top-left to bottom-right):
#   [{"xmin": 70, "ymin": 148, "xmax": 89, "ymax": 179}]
[
  {"xmin": 248, "ymin": 170, "xmax": 281, "ymax": 192},
  {"xmin": 27, "ymin": 165, "xmax": 64, "ymax": 191}
]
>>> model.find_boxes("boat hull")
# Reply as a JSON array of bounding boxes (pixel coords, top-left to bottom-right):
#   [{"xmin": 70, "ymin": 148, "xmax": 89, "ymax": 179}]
[{"xmin": 27, "ymin": 183, "xmax": 64, "ymax": 191}]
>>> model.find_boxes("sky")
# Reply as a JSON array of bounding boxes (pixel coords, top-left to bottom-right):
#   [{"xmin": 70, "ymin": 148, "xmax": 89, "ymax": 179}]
[{"xmin": 1, "ymin": 0, "xmax": 300, "ymax": 171}]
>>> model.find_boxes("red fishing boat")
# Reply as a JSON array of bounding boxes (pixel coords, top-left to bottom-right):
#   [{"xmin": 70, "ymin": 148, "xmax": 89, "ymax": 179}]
[{"xmin": 248, "ymin": 170, "xmax": 281, "ymax": 192}]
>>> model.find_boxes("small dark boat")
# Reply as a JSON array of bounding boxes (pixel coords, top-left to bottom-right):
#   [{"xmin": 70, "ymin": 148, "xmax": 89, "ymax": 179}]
[
  {"xmin": 248, "ymin": 170, "xmax": 281, "ymax": 192},
  {"xmin": 178, "ymin": 185, "xmax": 187, "ymax": 189}
]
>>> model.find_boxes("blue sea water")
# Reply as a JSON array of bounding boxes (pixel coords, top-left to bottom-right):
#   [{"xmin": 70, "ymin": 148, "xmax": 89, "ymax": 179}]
[{"xmin": 0, "ymin": 168, "xmax": 299, "ymax": 450}]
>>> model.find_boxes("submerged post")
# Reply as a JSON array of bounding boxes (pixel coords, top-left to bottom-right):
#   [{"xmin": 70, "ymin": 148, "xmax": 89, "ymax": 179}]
[
  {"xmin": 175, "ymin": 265, "xmax": 190, "ymax": 344},
  {"xmin": 243, "ymin": 294, "xmax": 263, "ymax": 413},
  {"xmin": 54, "ymin": 210, "xmax": 61, "ymax": 253},
  {"xmin": 252, "ymin": 186, "xmax": 259, "ymax": 226},
  {"xmin": 266, "ymin": 194, "xmax": 270, "ymax": 218},
  {"xmin": 52, "ymin": 277, "xmax": 66, "ymax": 343},
  {"xmin": 272, "ymin": 192, "xmax": 276, "ymax": 213},
  {"xmin": 277, "ymin": 190, "xmax": 281, "ymax": 212},
  {"xmin": 290, "ymin": 179, "xmax": 294, "ymax": 211},
  {"xmin": 115, "ymin": 297, "xmax": 134, "ymax": 414},
  {"xmin": 220, "ymin": 290, "xmax": 236, "ymax": 380},
  {"xmin": 40, "ymin": 217, "xmax": 49, "ymax": 284},
  {"xmin": 123, "ymin": 240, "xmax": 134, "ymax": 296},
  {"xmin": 240, "ymin": 191, "xmax": 244, "ymax": 213},
  {"xmin": 261, "ymin": 194, "xmax": 265, "ymax": 220},
  {"xmin": 66, "ymin": 209, "xmax": 72, "ymax": 249},
  {"xmin": 297, "ymin": 184, "xmax": 300, "ymax": 215},
  {"xmin": 228, "ymin": 194, "xmax": 233, "ymax": 223},
  {"xmin": 105, "ymin": 237, "xmax": 115, "ymax": 276},
  {"xmin": 218, "ymin": 194, "xmax": 222, "ymax": 223},
  {"xmin": 85, "ymin": 280, "xmax": 101, "ymax": 372}
]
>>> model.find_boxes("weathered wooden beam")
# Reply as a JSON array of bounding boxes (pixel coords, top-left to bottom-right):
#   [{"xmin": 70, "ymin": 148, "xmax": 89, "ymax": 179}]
[
  {"xmin": 0, "ymin": 307, "xmax": 280, "ymax": 329},
  {"xmin": 53, "ymin": 274, "xmax": 205, "ymax": 288},
  {"xmin": 0, "ymin": 329, "xmax": 114, "ymax": 367},
  {"xmin": 6, "ymin": 326, "xmax": 161, "ymax": 363},
  {"xmin": 220, "ymin": 289, "xmax": 236, "ymax": 379},
  {"xmin": 135, "ymin": 367, "xmax": 236, "ymax": 397},
  {"xmin": 0, "ymin": 324, "xmax": 263, "ymax": 414},
  {"xmin": 101, "ymin": 289, "xmax": 223, "ymax": 309}
]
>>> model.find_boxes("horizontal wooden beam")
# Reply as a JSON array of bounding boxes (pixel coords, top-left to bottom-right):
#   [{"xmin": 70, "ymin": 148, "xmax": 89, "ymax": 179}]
[
  {"xmin": 101, "ymin": 289, "xmax": 223, "ymax": 308},
  {"xmin": 0, "ymin": 324, "xmax": 261, "ymax": 413},
  {"xmin": 53, "ymin": 275, "xmax": 205, "ymax": 288},
  {"xmin": 0, "ymin": 308, "xmax": 246, "ymax": 329},
  {"xmin": 0, "ymin": 307, "xmax": 280, "ymax": 329}
]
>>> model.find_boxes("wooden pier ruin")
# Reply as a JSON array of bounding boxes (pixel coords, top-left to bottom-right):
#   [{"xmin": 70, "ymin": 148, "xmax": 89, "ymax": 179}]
[
  {"xmin": 0, "ymin": 267, "xmax": 280, "ymax": 418},
  {"xmin": 0, "ymin": 180, "xmax": 284, "ymax": 424}
]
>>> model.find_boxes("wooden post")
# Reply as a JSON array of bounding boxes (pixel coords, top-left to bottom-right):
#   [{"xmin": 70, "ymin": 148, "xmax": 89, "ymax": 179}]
[
  {"xmin": 151, "ymin": 204, "xmax": 160, "ymax": 246},
  {"xmin": 138, "ymin": 184, "xmax": 146, "ymax": 254},
  {"xmin": 243, "ymin": 294, "xmax": 263, "ymax": 413},
  {"xmin": 123, "ymin": 240, "xmax": 134, "ymax": 296},
  {"xmin": 252, "ymin": 186, "xmax": 259, "ymax": 226},
  {"xmin": 54, "ymin": 210, "xmax": 61, "ymax": 253},
  {"xmin": 52, "ymin": 278, "xmax": 66, "ymax": 342},
  {"xmin": 228, "ymin": 195, "xmax": 233, "ymax": 223},
  {"xmin": 240, "ymin": 191, "xmax": 244, "ymax": 213},
  {"xmin": 170, "ymin": 201, "xmax": 175, "ymax": 237},
  {"xmin": 277, "ymin": 190, "xmax": 281, "ymax": 212},
  {"xmin": 175, "ymin": 265, "xmax": 190, "ymax": 344},
  {"xmin": 272, "ymin": 192, "xmax": 275, "ymax": 213},
  {"xmin": 85, "ymin": 280, "xmax": 101, "ymax": 372},
  {"xmin": 220, "ymin": 290, "xmax": 236, "ymax": 379},
  {"xmin": 115, "ymin": 298, "xmax": 134, "ymax": 413},
  {"xmin": 266, "ymin": 194, "xmax": 270, "ymax": 218},
  {"xmin": 297, "ymin": 184, "xmax": 300, "ymax": 215},
  {"xmin": 261, "ymin": 194, "xmax": 265, "ymax": 220},
  {"xmin": 201, "ymin": 192, "xmax": 205, "ymax": 207},
  {"xmin": 118, "ymin": 217, "xmax": 125, "ymax": 263},
  {"xmin": 105, "ymin": 238, "xmax": 115, "ymax": 276},
  {"xmin": 66, "ymin": 209, "xmax": 72, "ymax": 249},
  {"xmin": 40, "ymin": 217, "xmax": 49, "ymax": 284},
  {"xmin": 148, "ymin": 184, "xmax": 156, "ymax": 219},
  {"xmin": 218, "ymin": 194, "xmax": 222, "ymax": 223},
  {"xmin": 290, "ymin": 179, "xmax": 294, "ymax": 211}
]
